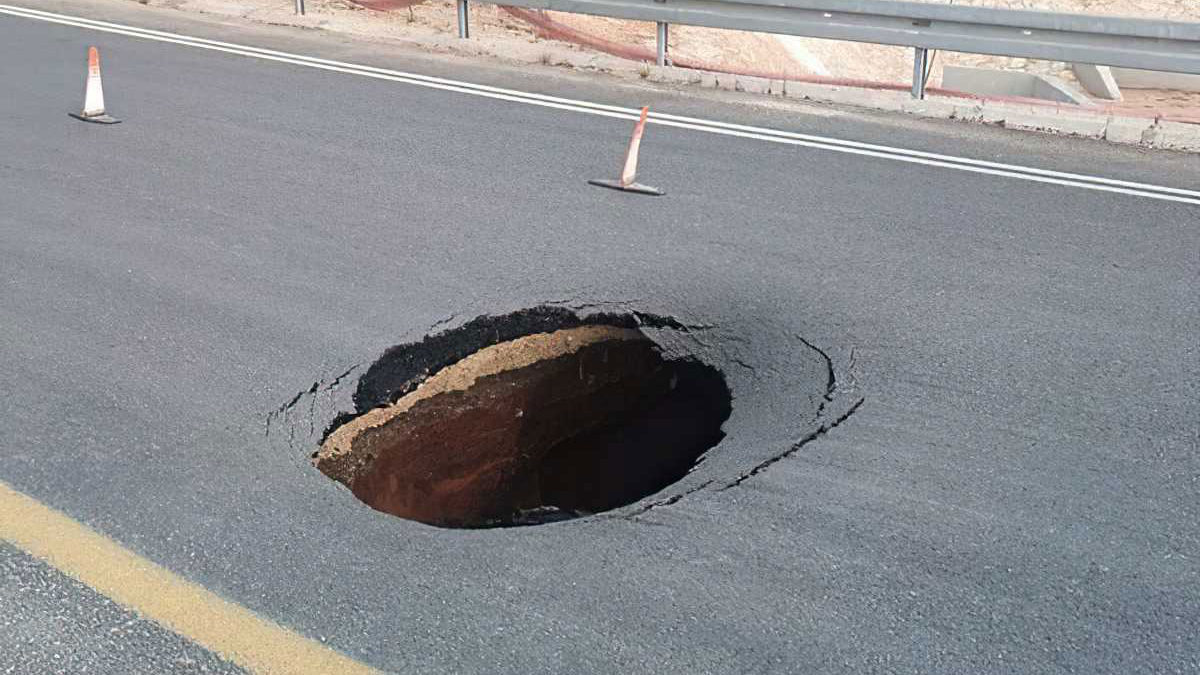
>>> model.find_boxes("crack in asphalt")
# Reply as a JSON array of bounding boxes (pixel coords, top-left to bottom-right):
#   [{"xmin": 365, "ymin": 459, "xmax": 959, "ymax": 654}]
[
  {"xmin": 324, "ymin": 365, "xmax": 360, "ymax": 392},
  {"xmin": 720, "ymin": 397, "xmax": 865, "ymax": 491},
  {"xmin": 625, "ymin": 334, "xmax": 864, "ymax": 503},
  {"xmin": 428, "ymin": 313, "xmax": 458, "ymax": 332},
  {"xmin": 795, "ymin": 334, "xmax": 836, "ymax": 403},
  {"xmin": 730, "ymin": 357, "xmax": 756, "ymax": 373},
  {"xmin": 262, "ymin": 307, "xmax": 860, "ymax": 519},
  {"xmin": 263, "ymin": 381, "xmax": 319, "ymax": 439},
  {"xmin": 263, "ymin": 363, "xmax": 361, "ymax": 439},
  {"xmin": 717, "ymin": 336, "xmax": 864, "ymax": 490},
  {"xmin": 629, "ymin": 311, "xmax": 715, "ymax": 333},
  {"xmin": 615, "ymin": 479, "xmax": 716, "ymax": 522}
]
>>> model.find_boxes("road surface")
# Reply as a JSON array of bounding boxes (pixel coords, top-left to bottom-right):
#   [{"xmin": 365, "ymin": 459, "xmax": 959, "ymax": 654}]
[{"xmin": 1, "ymin": 0, "xmax": 1197, "ymax": 672}]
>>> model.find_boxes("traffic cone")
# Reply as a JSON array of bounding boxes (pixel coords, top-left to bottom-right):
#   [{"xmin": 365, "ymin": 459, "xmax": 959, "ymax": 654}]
[
  {"xmin": 588, "ymin": 107, "xmax": 663, "ymax": 196},
  {"xmin": 69, "ymin": 47, "xmax": 120, "ymax": 124}
]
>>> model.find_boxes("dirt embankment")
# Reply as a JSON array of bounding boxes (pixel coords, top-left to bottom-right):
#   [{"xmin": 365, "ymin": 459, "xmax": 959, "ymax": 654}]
[
  {"xmin": 141, "ymin": 0, "xmax": 1200, "ymax": 120},
  {"xmin": 363, "ymin": 0, "xmax": 1200, "ymax": 118}
]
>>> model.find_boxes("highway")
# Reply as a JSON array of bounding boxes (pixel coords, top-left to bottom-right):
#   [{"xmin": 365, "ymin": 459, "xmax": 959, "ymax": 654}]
[{"xmin": 1, "ymin": 0, "xmax": 1197, "ymax": 672}]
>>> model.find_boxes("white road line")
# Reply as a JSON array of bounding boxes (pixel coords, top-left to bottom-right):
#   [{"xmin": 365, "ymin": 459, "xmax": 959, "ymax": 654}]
[{"xmin": 2, "ymin": 2, "xmax": 1198, "ymax": 206}]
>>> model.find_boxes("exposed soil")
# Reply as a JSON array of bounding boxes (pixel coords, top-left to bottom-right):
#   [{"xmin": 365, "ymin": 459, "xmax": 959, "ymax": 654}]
[{"xmin": 316, "ymin": 319, "xmax": 731, "ymax": 528}]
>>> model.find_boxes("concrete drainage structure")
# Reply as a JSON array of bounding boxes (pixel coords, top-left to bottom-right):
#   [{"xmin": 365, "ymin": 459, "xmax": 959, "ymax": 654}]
[{"xmin": 315, "ymin": 309, "xmax": 731, "ymax": 528}]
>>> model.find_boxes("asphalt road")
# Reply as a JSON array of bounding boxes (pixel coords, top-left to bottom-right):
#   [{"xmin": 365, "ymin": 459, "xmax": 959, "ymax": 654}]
[
  {"xmin": 1, "ymin": 0, "xmax": 1198, "ymax": 672},
  {"xmin": 0, "ymin": 542, "xmax": 246, "ymax": 674}
]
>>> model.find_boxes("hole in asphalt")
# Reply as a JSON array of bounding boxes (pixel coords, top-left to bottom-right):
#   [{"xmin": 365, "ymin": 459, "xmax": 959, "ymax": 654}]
[{"xmin": 315, "ymin": 307, "xmax": 731, "ymax": 528}]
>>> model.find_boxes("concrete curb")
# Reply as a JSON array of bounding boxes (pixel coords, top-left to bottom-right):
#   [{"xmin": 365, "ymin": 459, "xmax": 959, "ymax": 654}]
[
  {"xmin": 943, "ymin": 65, "xmax": 1094, "ymax": 106},
  {"xmin": 644, "ymin": 66, "xmax": 1200, "ymax": 152}
]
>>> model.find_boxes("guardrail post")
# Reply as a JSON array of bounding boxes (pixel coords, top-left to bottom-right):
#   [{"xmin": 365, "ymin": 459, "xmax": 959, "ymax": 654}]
[
  {"xmin": 911, "ymin": 47, "xmax": 928, "ymax": 99},
  {"xmin": 457, "ymin": 0, "xmax": 469, "ymax": 38},
  {"xmin": 656, "ymin": 22, "xmax": 669, "ymax": 66},
  {"xmin": 294, "ymin": 0, "xmax": 304, "ymax": 15}
]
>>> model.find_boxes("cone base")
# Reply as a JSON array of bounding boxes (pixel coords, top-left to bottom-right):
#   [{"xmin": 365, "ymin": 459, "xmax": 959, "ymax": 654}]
[
  {"xmin": 587, "ymin": 178, "xmax": 664, "ymax": 196},
  {"xmin": 69, "ymin": 112, "xmax": 121, "ymax": 124}
]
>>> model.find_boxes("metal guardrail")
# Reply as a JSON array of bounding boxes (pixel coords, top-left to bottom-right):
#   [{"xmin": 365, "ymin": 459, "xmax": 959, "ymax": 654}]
[{"xmin": 443, "ymin": 0, "xmax": 1200, "ymax": 99}]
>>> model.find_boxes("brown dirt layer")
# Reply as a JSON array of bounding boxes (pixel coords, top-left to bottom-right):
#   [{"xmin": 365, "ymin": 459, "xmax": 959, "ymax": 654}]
[{"xmin": 316, "ymin": 326, "xmax": 669, "ymax": 526}]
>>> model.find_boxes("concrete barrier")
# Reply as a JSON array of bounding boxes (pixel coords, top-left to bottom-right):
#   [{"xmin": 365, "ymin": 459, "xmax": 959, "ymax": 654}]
[
  {"xmin": 1071, "ymin": 63, "xmax": 1122, "ymax": 101},
  {"xmin": 942, "ymin": 65, "xmax": 1093, "ymax": 106}
]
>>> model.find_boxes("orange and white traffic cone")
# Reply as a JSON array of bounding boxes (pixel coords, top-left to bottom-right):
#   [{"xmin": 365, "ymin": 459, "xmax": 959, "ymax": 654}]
[
  {"xmin": 69, "ymin": 46, "xmax": 120, "ymax": 124},
  {"xmin": 588, "ymin": 106, "xmax": 663, "ymax": 195}
]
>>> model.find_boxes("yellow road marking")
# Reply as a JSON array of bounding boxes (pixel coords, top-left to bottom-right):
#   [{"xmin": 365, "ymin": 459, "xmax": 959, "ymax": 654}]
[{"xmin": 0, "ymin": 480, "xmax": 380, "ymax": 675}]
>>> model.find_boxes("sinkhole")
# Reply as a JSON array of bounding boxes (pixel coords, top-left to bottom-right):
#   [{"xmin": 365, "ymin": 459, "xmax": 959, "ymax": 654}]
[{"xmin": 315, "ymin": 308, "xmax": 731, "ymax": 528}]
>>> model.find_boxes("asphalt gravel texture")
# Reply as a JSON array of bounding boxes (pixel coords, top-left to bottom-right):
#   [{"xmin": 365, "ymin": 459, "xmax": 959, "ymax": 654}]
[
  {"xmin": 1, "ymin": 0, "xmax": 1198, "ymax": 672},
  {"xmin": 0, "ymin": 542, "xmax": 246, "ymax": 674}
]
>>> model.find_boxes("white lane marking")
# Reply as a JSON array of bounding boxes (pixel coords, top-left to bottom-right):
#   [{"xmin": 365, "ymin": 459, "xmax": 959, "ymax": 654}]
[{"xmin": 2, "ymin": 3, "xmax": 1198, "ymax": 206}]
